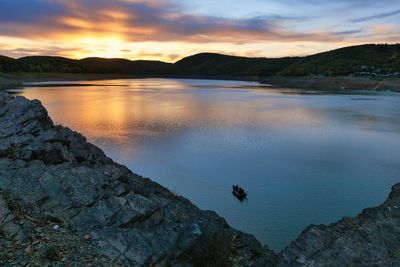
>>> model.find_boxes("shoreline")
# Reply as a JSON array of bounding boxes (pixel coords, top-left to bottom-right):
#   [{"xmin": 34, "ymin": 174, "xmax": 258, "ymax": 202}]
[
  {"xmin": 263, "ymin": 75, "xmax": 400, "ymax": 92},
  {"xmin": 2, "ymin": 72, "xmax": 400, "ymax": 92}
]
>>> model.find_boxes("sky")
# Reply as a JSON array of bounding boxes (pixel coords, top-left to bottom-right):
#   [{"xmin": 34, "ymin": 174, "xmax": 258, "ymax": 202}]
[{"xmin": 0, "ymin": 0, "xmax": 399, "ymax": 62}]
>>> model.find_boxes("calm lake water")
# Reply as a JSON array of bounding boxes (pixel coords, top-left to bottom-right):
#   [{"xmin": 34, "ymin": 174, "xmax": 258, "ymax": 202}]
[{"xmin": 14, "ymin": 78, "xmax": 400, "ymax": 251}]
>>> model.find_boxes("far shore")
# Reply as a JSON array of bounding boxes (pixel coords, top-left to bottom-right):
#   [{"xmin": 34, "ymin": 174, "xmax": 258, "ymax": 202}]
[
  {"xmin": 1, "ymin": 72, "xmax": 400, "ymax": 92},
  {"xmin": 263, "ymin": 76, "xmax": 400, "ymax": 92},
  {"xmin": 0, "ymin": 72, "xmax": 261, "ymax": 90}
]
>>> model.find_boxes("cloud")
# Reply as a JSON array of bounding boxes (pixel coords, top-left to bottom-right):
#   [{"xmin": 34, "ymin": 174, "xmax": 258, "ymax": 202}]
[
  {"xmin": 0, "ymin": 0, "xmax": 366, "ymax": 44},
  {"xmin": 0, "ymin": 0, "xmax": 66, "ymax": 23},
  {"xmin": 352, "ymin": 9, "xmax": 400, "ymax": 23},
  {"xmin": 136, "ymin": 51, "xmax": 180, "ymax": 61}
]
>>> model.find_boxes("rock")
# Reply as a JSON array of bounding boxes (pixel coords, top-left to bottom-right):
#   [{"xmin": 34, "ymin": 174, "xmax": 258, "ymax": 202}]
[
  {"xmin": 192, "ymin": 223, "xmax": 202, "ymax": 235},
  {"xmin": 278, "ymin": 184, "xmax": 400, "ymax": 266},
  {"xmin": 0, "ymin": 195, "xmax": 25, "ymax": 242}
]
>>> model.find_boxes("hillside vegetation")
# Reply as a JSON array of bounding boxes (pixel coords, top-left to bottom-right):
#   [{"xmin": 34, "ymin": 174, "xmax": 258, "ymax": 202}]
[
  {"xmin": 0, "ymin": 44, "xmax": 399, "ymax": 77},
  {"xmin": 280, "ymin": 44, "xmax": 400, "ymax": 76},
  {"xmin": 173, "ymin": 53, "xmax": 299, "ymax": 77},
  {"xmin": 0, "ymin": 56, "xmax": 172, "ymax": 75}
]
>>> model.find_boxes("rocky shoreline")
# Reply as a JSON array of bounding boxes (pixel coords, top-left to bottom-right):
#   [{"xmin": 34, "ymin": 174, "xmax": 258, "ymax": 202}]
[{"xmin": 0, "ymin": 92, "xmax": 399, "ymax": 266}]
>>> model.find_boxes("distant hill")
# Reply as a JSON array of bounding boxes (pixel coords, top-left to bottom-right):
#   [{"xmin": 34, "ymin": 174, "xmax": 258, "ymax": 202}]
[
  {"xmin": 0, "ymin": 44, "xmax": 399, "ymax": 77},
  {"xmin": 17, "ymin": 56, "xmax": 82, "ymax": 73},
  {"xmin": 79, "ymin": 58, "xmax": 172, "ymax": 74},
  {"xmin": 0, "ymin": 55, "xmax": 19, "ymax": 72},
  {"xmin": 173, "ymin": 53, "xmax": 299, "ymax": 77},
  {"xmin": 279, "ymin": 44, "xmax": 400, "ymax": 76},
  {"xmin": 0, "ymin": 56, "xmax": 173, "ymax": 75}
]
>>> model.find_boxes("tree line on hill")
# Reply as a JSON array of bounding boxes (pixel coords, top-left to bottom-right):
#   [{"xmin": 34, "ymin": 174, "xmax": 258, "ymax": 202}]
[{"xmin": 0, "ymin": 44, "xmax": 399, "ymax": 77}]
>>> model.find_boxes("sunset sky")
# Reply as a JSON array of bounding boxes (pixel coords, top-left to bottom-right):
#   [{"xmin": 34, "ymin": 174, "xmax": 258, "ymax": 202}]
[{"xmin": 0, "ymin": 0, "xmax": 399, "ymax": 62}]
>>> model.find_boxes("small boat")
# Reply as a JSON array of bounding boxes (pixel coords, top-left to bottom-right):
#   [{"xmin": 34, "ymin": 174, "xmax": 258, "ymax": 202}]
[{"xmin": 232, "ymin": 185, "xmax": 247, "ymax": 201}]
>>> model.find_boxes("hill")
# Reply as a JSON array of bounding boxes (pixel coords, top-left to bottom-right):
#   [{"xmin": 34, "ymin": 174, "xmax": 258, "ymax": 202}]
[
  {"xmin": 0, "ymin": 56, "xmax": 173, "ymax": 75},
  {"xmin": 79, "ymin": 58, "xmax": 171, "ymax": 74},
  {"xmin": 18, "ymin": 56, "xmax": 82, "ymax": 73},
  {"xmin": 173, "ymin": 53, "xmax": 300, "ymax": 77},
  {"xmin": 0, "ymin": 55, "xmax": 19, "ymax": 72},
  {"xmin": 0, "ymin": 44, "xmax": 399, "ymax": 78},
  {"xmin": 280, "ymin": 44, "xmax": 400, "ymax": 76}
]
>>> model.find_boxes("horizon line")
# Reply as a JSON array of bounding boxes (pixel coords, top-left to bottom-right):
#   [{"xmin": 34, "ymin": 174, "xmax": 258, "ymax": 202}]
[{"xmin": 2, "ymin": 42, "xmax": 399, "ymax": 63}]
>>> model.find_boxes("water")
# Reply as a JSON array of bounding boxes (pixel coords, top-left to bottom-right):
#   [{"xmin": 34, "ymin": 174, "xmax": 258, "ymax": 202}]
[{"xmin": 14, "ymin": 78, "xmax": 400, "ymax": 251}]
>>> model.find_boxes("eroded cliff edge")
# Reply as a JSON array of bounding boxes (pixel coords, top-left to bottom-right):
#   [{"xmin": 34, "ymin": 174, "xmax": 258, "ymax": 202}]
[{"xmin": 0, "ymin": 92, "xmax": 399, "ymax": 266}]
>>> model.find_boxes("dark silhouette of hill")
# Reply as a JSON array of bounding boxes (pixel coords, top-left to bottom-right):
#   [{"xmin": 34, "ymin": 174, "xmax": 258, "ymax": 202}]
[
  {"xmin": 0, "ymin": 44, "xmax": 399, "ymax": 77},
  {"xmin": 280, "ymin": 44, "xmax": 400, "ymax": 76},
  {"xmin": 173, "ymin": 53, "xmax": 299, "ymax": 77},
  {"xmin": 17, "ymin": 56, "xmax": 81, "ymax": 73},
  {"xmin": 0, "ymin": 56, "xmax": 172, "ymax": 75},
  {"xmin": 0, "ymin": 55, "xmax": 19, "ymax": 72},
  {"xmin": 79, "ymin": 58, "xmax": 171, "ymax": 74}
]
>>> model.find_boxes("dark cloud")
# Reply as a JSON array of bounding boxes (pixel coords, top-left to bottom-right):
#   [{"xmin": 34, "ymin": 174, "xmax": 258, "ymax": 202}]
[
  {"xmin": 0, "ymin": 0, "xmax": 66, "ymax": 23},
  {"xmin": 335, "ymin": 30, "xmax": 363, "ymax": 35},
  {"xmin": 0, "ymin": 0, "xmax": 361, "ymax": 43},
  {"xmin": 352, "ymin": 9, "xmax": 400, "ymax": 22}
]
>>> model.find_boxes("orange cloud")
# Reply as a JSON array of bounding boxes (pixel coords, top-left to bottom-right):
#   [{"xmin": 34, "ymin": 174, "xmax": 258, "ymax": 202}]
[{"xmin": 0, "ymin": 0, "xmax": 372, "ymax": 44}]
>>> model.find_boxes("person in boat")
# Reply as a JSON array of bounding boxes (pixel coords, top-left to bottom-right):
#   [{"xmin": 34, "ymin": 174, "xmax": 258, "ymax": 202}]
[
  {"xmin": 233, "ymin": 185, "xmax": 245, "ymax": 194},
  {"xmin": 232, "ymin": 185, "xmax": 247, "ymax": 199}
]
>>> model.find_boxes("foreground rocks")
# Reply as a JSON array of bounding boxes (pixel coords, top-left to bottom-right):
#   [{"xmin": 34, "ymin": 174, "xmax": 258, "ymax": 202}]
[
  {"xmin": 0, "ymin": 92, "xmax": 400, "ymax": 266},
  {"xmin": 279, "ymin": 184, "xmax": 400, "ymax": 266}
]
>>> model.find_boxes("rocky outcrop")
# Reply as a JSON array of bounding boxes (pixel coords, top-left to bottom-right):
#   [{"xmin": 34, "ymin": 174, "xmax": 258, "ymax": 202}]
[
  {"xmin": 0, "ymin": 92, "xmax": 277, "ymax": 266},
  {"xmin": 1, "ymin": 92, "xmax": 400, "ymax": 266},
  {"xmin": 278, "ymin": 184, "xmax": 400, "ymax": 266}
]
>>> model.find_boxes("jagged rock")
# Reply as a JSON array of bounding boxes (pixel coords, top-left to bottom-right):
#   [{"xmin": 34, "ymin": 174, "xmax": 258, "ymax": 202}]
[
  {"xmin": 278, "ymin": 184, "xmax": 400, "ymax": 266},
  {"xmin": 0, "ymin": 195, "xmax": 25, "ymax": 243}
]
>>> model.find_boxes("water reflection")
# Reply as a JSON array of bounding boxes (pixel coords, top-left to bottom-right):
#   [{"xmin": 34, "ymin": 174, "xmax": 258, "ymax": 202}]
[
  {"xmin": 20, "ymin": 79, "xmax": 333, "ymax": 139},
  {"xmin": 17, "ymin": 78, "xmax": 400, "ymax": 251}
]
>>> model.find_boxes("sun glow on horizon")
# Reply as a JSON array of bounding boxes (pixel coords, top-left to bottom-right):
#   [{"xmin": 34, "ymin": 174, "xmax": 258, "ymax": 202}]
[
  {"xmin": 1, "ymin": 35, "xmax": 391, "ymax": 63},
  {"xmin": 69, "ymin": 37, "xmax": 127, "ymax": 59}
]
